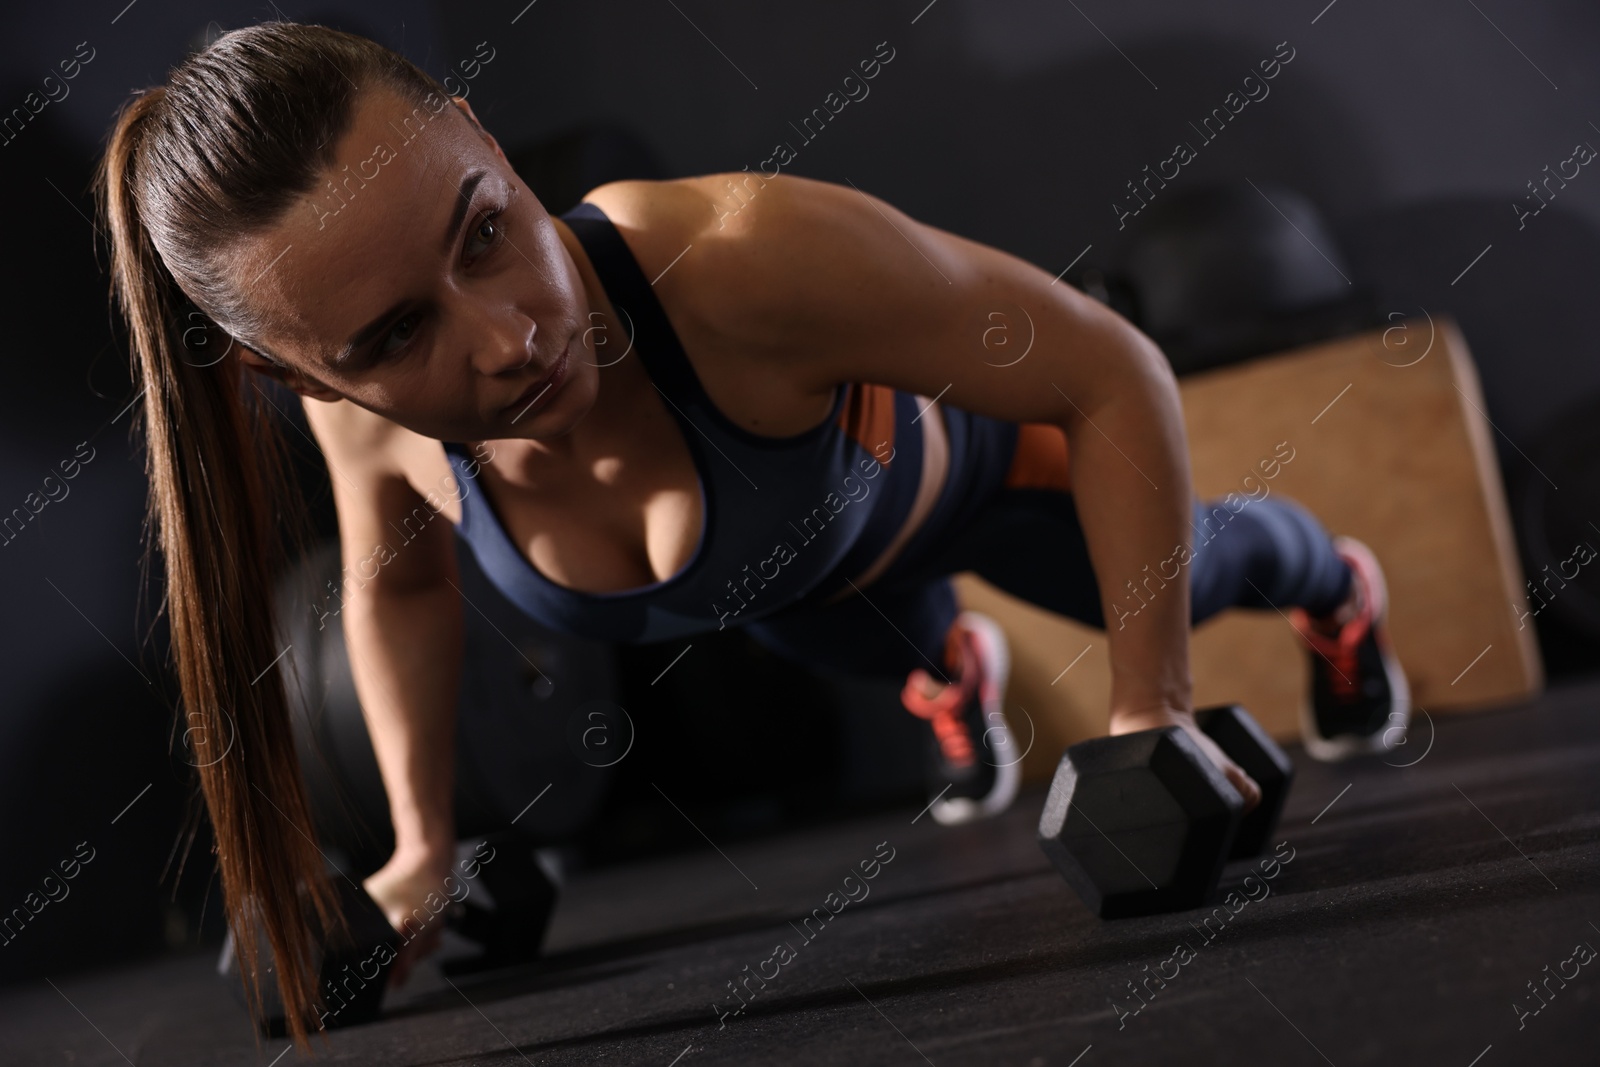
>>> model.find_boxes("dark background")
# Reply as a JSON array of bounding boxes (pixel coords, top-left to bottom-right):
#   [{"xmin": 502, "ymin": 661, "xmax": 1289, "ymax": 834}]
[{"xmin": 1, "ymin": 0, "xmax": 1596, "ymax": 985}]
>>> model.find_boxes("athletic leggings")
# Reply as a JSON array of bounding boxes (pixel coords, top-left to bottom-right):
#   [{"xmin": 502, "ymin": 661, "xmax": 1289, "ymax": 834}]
[{"xmin": 739, "ymin": 489, "xmax": 1353, "ymax": 683}]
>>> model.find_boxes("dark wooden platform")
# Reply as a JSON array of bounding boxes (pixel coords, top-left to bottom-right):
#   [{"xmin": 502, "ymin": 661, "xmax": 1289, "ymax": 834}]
[{"xmin": 5, "ymin": 679, "xmax": 1598, "ymax": 1066}]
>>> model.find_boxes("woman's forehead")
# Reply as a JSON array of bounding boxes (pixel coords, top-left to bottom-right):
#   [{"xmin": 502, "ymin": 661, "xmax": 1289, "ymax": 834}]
[{"xmin": 231, "ymin": 90, "xmax": 499, "ymax": 365}]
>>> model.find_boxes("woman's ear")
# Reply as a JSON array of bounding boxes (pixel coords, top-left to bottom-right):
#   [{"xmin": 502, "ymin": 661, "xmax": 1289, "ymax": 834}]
[
  {"xmin": 451, "ymin": 95, "xmax": 508, "ymax": 164},
  {"xmin": 236, "ymin": 346, "xmax": 344, "ymax": 403}
]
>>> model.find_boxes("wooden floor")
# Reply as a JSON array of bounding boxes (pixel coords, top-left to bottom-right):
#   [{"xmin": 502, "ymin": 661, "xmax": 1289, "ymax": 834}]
[{"xmin": 4, "ymin": 678, "xmax": 1598, "ymax": 1066}]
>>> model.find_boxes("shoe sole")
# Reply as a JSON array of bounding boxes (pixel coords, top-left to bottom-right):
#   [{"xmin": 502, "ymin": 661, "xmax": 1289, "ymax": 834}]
[
  {"xmin": 1300, "ymin": 536, "xmax": 1413, "ymax": 762},
  {"xmin": 931, "ymin": 610, "xmax": 1021, "ymax": 825}
]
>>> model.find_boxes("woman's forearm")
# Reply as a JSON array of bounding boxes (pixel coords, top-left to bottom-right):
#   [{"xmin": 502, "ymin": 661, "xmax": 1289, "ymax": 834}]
[
  {"xmin": 342, "ymin": 580, "xmax": 464, "ymax": 862},
  {"xmin": 1060, "ymin": 341, "xmax": 1196, "ymax": 720}
]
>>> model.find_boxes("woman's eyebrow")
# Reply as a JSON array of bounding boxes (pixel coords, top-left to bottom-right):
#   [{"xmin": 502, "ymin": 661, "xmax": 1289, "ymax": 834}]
[
  {"xmin": 329, "ymin": 168, "xmax": 491, "ymax": 369},
  {"xmin": 332, "ymin": 299, "xmax": 410, "ymax": 369},
  {"xmin": 442, "ymin": 169, "xmax": 489, "ymax": 254}
]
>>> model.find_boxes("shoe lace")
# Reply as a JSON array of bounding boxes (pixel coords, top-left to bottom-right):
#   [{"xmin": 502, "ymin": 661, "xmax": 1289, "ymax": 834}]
[
  {"xmin": 901, "ymin": 635, "xmax": 981, "ymax": 767},
  {"xmin": 1293, "ymin": 580, "xmax": 1375, "ymax": 702},
  {"xmin": 1325, "ymin": 629, "xmax": 1366, "ymax": 699}
]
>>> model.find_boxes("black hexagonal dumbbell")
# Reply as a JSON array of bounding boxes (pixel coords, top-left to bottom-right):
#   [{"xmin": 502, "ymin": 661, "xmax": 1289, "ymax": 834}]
[
  {"xmin": 1037, "ymin": 704, "xmax": 1293, "ymax": 919},
  {"xmin": 218, "ymin": 832, "xmax": 558, "ymax": 1035},
  {"xmin": 443, "ymin": 834, "xmax": 559, "ymax": 975},
  {"xmin": 1194, "ymin": 703, "xmax": 1294, "ymax": 859},
  {"xmin": 216, "ymin": 874, "xmax": 401, "ymax": 1037}
]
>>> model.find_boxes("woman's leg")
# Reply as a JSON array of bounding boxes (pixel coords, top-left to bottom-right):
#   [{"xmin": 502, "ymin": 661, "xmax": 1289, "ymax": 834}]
[
  {"xmin": 908, "ymin": 487, "xmax": 1354, "ymax": 629},
  {"xmin": 736, "ymin": 475, "xmax": 1374, "ymax": 823},
  {"xmin": 741, "ymin": 577, "xmax": 1017, "ymax": 825},
  {"xmin": 916, "ymin": 481, "xmax": 1406, "ymax": 762},
  {"xmin": 1187, "ymin": 495, "xmax": 1353, "ymax": 620},
  {"xmin": 740, "ymin": 577, "xmax": 960, "ymax": 684}
]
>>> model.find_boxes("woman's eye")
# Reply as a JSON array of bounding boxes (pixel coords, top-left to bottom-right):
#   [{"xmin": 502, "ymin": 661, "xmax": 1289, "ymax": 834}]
[
  {"xmin": 380, "ymin": 313, "xmax": 419, "ymax": 354},
  {"xmin": 466, "ymin": 213, "xmax": 501, "ymax": 258}
]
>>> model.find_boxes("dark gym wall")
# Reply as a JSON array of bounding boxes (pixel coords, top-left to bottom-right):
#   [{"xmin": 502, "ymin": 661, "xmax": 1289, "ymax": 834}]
[
  {"xmin": 422, "ymin": 0, "xmax": 1600, "ymax": 449},
  {"xmin": 2, "ymin": 0, "xmax": 1596, "ymax": 982}
]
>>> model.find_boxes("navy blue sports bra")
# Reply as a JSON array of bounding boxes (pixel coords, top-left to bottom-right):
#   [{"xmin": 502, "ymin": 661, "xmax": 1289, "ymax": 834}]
[{"xmin": 441, "ymin": 200, "xmax": 1019, "ymax": 644}]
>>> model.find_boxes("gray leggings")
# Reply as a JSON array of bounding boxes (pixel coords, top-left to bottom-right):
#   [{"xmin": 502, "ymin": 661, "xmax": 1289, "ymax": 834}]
[{"xmin": 740, "ymin": 491, "xmax": 1352, "ymax": 683}]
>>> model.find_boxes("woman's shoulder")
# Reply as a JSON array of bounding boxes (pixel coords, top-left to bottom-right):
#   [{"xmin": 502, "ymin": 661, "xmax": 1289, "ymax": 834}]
[
  {"xmin": 300, "ymin": 393, "xmax": 405, "ymax": 462},
  {"xmin": 575, "ymin": 171, "xmax": 842, "ymax": 250},
  {"xmin": 298, "ymin": 393, "xmax": 430, "ymax": 488},
  {"xmin": 575, "ymin": 172, "xmax": 778, "ymax": 233},
  {"xmin": 578, "ymin": 176, "xmax": 871, "ymax": 427},
  {"xmin": 299, "ymin": 394, "xmax": 475, "ymax": 522},
  {"xmin": 573, "ymin": 173, "xmax": 860, "ymax": 352}
]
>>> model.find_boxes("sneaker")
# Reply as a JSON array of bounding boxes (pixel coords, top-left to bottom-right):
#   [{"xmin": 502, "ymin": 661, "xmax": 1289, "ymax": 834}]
[
  {"xmin": 900, "ymin": 610, "xmax": 1020, "ymax": 825},
  {"xmin": 1289, "ymin": 536, "xmax": 1412, "ymax": 761}
]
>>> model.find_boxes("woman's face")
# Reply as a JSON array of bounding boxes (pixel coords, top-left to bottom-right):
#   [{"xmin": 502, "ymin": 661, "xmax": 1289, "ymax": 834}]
[{"xmin": 228, "ymin": 86, "xmax": 599, "ymax": 443}]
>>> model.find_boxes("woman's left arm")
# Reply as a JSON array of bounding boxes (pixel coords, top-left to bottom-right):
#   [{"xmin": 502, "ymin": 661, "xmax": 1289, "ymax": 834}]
[{"xmin": 678, "ymin": 173, "xmax": 1195, "ymax": 724}]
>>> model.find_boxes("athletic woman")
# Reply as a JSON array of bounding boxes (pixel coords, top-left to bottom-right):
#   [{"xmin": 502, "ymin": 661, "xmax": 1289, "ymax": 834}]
[{"xmin": 98, "ymin": 22, "xmax": 1408, "ymax": 1048}]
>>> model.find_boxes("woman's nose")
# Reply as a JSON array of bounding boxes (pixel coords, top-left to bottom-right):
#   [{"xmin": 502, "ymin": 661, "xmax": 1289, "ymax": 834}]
[{"xmin": 475, "ymin": 305, "xmax": 537, "ymax": 377}]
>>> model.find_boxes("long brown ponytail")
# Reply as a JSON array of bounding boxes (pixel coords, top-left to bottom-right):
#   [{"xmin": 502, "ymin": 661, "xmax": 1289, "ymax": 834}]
[{"xmin": 93, "ymin": 23, "xmax": 451, "ymax": 1052}]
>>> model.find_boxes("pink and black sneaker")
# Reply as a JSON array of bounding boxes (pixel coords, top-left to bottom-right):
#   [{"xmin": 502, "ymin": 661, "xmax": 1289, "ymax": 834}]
[
  {"xmin": 901, "ymin": 611, "xmax": 1020, "ymax": 825},
  {"xmin": 1290, "ymin": 536, "xmax": 1412, "ymax": 761}
]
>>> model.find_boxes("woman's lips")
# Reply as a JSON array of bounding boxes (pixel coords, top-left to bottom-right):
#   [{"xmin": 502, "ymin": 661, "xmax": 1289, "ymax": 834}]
[{"xmin": 505, "ymin": 344, "xmax": 571, "ymax": 421}]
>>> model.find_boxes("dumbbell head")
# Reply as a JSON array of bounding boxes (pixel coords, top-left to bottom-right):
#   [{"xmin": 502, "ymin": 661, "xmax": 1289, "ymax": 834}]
[
  {"xmin": 218, "ymin": 876, "xmax": 400, "ymax": 1036},
  {"xmin": 1194, "ymin": 704, "xmax": 1294, "ymax": 859},
  {"xmin": 443, "ymin": 833, "xmax": 560, "ymax": 975},
  {"xmin": 220, "ymin": 833, "xmax": 563, "ymax": 1032},
  {"xmin": 1037, "ymin": 727, "xmax": 1243, "ymax": 919}
]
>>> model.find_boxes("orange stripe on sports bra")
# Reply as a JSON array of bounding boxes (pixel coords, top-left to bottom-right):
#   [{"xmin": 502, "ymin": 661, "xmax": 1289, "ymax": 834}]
[
  {"xmin": 835, "ymin": 381, "xmax": 899, "ymax": 462},
  {"xmin": 1004, "ymin": 423, "xmax": 1071, "ymax": 491}
]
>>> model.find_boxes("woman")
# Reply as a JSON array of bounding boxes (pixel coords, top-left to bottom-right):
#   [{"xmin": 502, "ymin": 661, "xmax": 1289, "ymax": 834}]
[{"xmin": 98, "ymin": 21, "xmax": 1407, "ymax": 1048}]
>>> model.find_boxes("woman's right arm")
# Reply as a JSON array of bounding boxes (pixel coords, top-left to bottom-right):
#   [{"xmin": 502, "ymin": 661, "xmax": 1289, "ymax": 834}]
[{"xmin": 300, "ymin": 397, "xmax": 464, "ymax": 982}]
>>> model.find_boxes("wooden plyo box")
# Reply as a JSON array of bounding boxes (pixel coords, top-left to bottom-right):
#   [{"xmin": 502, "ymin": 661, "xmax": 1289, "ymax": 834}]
[{"xmin": 953, "ymin": 316, "xmax": 1545, "ymax": 784}]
